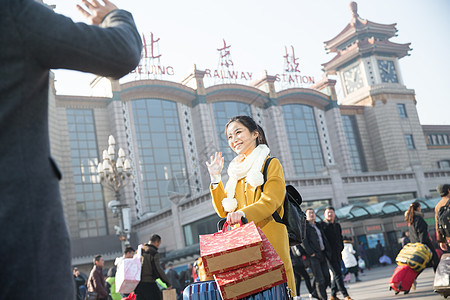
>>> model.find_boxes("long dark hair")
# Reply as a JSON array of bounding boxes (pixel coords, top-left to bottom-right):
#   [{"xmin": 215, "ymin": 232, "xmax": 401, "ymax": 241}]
[
  {"xmin": 225, "ymin": 115, "xmax": 268, "ymax": 146},
  {"xmin": 405, "ymin": 201, "xmax": 420, "ymax": 224}
]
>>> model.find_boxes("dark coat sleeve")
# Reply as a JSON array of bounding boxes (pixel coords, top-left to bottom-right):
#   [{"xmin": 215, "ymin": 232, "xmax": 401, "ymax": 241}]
[
  {"xmin": 12, "ymin": 0, "xmax": 142, "ymax": 79},
  {"xmin": 154, "ymin": 253, "xmax": 171, "ymax": 286},
  {"xmin": 302, "ymin": 223, "xmax": 320, "ymax": 256}
]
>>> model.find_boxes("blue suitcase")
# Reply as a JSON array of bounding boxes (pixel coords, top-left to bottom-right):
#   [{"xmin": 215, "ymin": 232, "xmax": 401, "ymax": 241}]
[
  {"xmin": 183, "ymin": 280, "xmax": 288, "ymax": 300},
  {"xmin": 183, "ymin": 280, "xmax": 221, "ymax": 300}
]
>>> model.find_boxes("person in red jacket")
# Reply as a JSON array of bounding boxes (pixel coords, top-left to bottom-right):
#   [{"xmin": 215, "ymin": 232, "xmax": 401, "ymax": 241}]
[{"xmin": 87, "ymin": 255, "xmax": 109, "ymax": 300}]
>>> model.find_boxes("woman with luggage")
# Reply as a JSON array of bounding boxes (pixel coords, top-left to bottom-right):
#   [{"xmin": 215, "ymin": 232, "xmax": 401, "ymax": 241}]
[
  {"xmin": 206, "ymin": 115, "xmax": 296, "ymax": 297},
  {"xmin": 405, "ymin": 201, "xmax": 440, "ymax": 272},
  {"xmin": 341, "ymin": 237, "xmax": 361, "ymax": 283}
]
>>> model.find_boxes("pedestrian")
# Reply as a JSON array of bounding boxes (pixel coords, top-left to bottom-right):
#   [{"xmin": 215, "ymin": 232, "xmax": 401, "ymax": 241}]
[
  {"xmin": 165, "ymin": 263, "xmax": 182, "ymax": 299},
  {"xmin": 179, "ymin": 263, "xmax": 194, "ymax": 291},
  {"xmin": 206, "ymin": 115, "xmax": 296, "ymax": 297},
  {"xmin": 73, "ymin": 267, "xmax": 86, "ymax": 300},
  {"xmin": 115, "ymin": 247, "xmax": 135, "ymax": 268},
  {"xmin": 405, "ymin": 201, "xmax": 439, "ymax": 271},
  {"xmin": 375, "ymin": 240, "xmax": 384, "ymax": 260},
  {"xmin": 435, "ymin": 184, "xmax": 450, "ymax": 251},
  {"xmin": 135, "ymin": 234, "xmax": 172, "ymax": 300},
  {"xmin": 86, "ymin": 255, "xmax": 109, "ymax": 300},
  {"xmin": 105, "ymin": 266, "xmax": 122, "ymax": 300},
  {"xmin": 320, "ymin": 206, "xmax": 352, "ymax": 300},
  {"xmin": 302, "ymin": 208, "xmax": 331, "ymax": 300},
  {"xmin": 357, "ymin": 241, "xmax": 370, "ymax": 270},
  {"xmin": 290, "ymin": 244, "xmax": 316, "ymax": 299},
  {"xmin": 114, "ymin": 246, "xmax": 135, "ymax": 297},
  {"xmin": 341, "ymin": 237, "xmax": 361, "ymax": 283},
  {"xmin": 0, "ymin": 0, "xmax": 141, "ymax": 298},
  {"xmin": 400, "ymin": 231, "xmax": 411, "ymax": 248}
]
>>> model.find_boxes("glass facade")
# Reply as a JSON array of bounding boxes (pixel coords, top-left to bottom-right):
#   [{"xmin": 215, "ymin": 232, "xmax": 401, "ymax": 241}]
[
  {"xmin": 67, "ymin": 109, "xmax": 107, "ymax": 238},
  {"xmin": 282, "ymin": 104, "xmax": 325, "ymax": 176},
  {"xmin": 342, "ymin": 115, "xmax": 367, "ymax": 172},
  {"xmin": 212, "ymin": 101, "xmax": 252, "ymax": 166},
  {"xmin": 131, "ymin": 99, "xmax": 189, "ymax": 213}
]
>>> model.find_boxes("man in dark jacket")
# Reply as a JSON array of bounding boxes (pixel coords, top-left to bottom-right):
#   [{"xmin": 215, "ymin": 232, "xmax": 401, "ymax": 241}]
[
  {"xmin": 166, "ymin": 263, "xmax": 182, "ymax": 299},
  {"xmin": 320, "ymin": 207, "xmax": 352, "ymax": 300},
  {"xmin": 179, "ymin": 263, "xmax": 194, "ymax": 291},
  {"xmin": 87, "ymin": 255, "xmax": 108, "ymax": 300},
  {"xmin": 302, "ymin": 209, "xmax": 331, "ymax": 300},
  {"xmin": 0, "ymin": 0, "xmax": 141, "ymax": 298},
  {"xmin": 135, "ymin": 234, "xmax": 172, "ymax": 300}
]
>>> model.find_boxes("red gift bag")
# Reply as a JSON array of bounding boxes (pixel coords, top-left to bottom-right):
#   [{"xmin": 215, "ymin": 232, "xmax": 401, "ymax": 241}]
[
  {"xmin": 199, "ymin": 221, "xmax": 264, "ymax": 275},
  {"xmin": 214, "ymin": 229, "xmax": 287, "ymax": 300}
]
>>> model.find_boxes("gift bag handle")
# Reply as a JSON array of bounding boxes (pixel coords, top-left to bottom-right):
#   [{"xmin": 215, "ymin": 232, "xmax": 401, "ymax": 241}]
[{"xmin": 217, "ymin": 217, "xmax": 248, "ymax": 232}]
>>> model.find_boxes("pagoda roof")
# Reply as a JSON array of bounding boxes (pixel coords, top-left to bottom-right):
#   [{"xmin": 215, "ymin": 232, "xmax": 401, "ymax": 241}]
[
  {"xmin": 324, "ymin": 18, "xmax": 397, "ymax": 53},
  {"xmin": 324, "ymin": 2, "xmax": 399, "ymax": 52},
  {"xmin": 322, "ymin": 37, "xmax": 411, "ymax": 73}
]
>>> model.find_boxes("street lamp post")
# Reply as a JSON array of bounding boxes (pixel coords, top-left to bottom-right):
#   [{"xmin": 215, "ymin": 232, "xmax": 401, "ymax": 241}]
[{"xmin": 97, "ymin": 135, "xmax": 133, "ymax": 252}]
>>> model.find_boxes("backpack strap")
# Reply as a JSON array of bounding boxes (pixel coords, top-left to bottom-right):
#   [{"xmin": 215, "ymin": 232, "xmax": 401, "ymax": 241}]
[{"xmin": 261, "ymin": 157, "xmax": 283, "ymax": 224}]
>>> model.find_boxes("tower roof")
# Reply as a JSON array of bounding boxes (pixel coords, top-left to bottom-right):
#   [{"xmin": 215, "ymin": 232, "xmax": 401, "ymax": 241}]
[{"xmin": 322, "ymin": 2, "xmax": 411, "ymax": 74}]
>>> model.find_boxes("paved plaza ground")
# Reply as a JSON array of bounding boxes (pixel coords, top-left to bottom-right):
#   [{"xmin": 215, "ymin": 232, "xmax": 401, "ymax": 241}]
[{"xmin": 298, "ymin": 264, "xmax": 443, "ymax": 300}]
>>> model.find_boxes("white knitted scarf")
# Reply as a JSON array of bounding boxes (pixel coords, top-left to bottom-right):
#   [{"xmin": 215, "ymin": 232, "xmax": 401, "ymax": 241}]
[{"xmin": 222, "ymin": 144, "xmax": 270, "ymax": 212}]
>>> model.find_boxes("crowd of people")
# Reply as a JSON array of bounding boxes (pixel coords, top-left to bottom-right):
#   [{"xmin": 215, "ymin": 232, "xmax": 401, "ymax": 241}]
[{"xmin": 75, "ymin": 234, "xmax": 195, "ymax": 300}]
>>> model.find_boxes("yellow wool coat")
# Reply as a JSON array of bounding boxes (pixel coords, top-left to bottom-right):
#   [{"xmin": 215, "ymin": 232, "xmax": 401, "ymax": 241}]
[{"xmin": 210, "ymin": 157, "xmax": 296, "ymax": 297}]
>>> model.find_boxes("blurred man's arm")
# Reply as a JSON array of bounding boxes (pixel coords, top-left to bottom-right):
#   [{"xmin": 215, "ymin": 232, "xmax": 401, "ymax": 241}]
[{"xmin": 12, "ymin": 0, "xmax": 142, "ymax": 79}]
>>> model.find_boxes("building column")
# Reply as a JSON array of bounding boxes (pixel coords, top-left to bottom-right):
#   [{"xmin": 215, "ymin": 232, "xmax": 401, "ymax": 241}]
[
  {"xmin": 185, "ymin": 69, "xmax": 220, "ymax": 189},
  {"xmin": 253, "ymin": 73, "xmax": 295, "ymax": 178},
  {"xmin": 328, "ymin": 165, "xmax": 347, "ymax": 208},
  {"xmin": 412, "ymin": 163, "xmax": 429, "ymax": 198},
  {"xmin": 169, "ymin": 194, "xmax": 185, "ymax": 249}
]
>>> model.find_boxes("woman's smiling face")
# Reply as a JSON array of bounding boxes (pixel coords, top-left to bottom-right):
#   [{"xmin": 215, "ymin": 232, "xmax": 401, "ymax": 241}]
[{"xmin": 226, "ymin": 121, "xmax": 258, "ymax": 156}]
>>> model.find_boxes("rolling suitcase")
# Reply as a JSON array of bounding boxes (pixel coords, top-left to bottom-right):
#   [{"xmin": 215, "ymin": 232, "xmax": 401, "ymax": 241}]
[
  {"xmin": 183, "ymin": 280, "xmax": 221, "ymax": 300},
  {"xmin": 389, "ymin": 265, "xmax": 417, "ymax": 295},
  {"xmin": 434, "ymin": 253, "xmax": 450, "ymax": 298},
  {"xmin": 183, "ymin": 280, "xmax": 289, "ymax": 300}
]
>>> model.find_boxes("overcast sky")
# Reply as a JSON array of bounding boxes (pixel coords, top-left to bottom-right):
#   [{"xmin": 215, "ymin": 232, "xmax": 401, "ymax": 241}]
[{"xmin": 51, "ymin": 0, "xmax": 450, "ymax": 125}]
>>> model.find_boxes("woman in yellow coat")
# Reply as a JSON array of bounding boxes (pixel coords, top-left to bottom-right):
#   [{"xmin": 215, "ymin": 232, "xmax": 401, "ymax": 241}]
[{"xmin": 206, "ymin": 115, "xmax": 296, "ymax": 297}]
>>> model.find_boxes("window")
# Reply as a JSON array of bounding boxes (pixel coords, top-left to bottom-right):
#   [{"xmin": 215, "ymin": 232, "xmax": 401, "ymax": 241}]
[
  {"xmin": 342, "ymin": 115, "xmax": 367, "ymax": 172},
  {"xmin": 397, "ymin": 104, "xmax": 407, "ymax": 118},
  {"xmin": 426, "ymin": 134, "xmax": 449, "ymax": 146},
  {"xmin": 131, "ymin": 99, "xmax": 190, "ymax": 213},
  {"xmin": 67, "ymin": 109, "xmax": 107, "ymax": 238},
  {"xmin": 405, "ymin": 134, "xmax": 415, "ymax": 149},
  {"xmin": 438, "ymin": 160, "xmax": 450, "ymax": 169},
  {"xmin": 183, "ymin": 214, "xmax": 221, "ymax": 246},
  {"xmin": 282, "ymin": 104, "xmax": 325, "ymax": 176}
]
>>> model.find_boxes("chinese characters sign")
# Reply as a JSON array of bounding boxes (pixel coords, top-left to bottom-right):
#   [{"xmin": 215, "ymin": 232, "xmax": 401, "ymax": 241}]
[{"xmin": 131, "ymin": 33, "xmax": 175, "ymax": 78}]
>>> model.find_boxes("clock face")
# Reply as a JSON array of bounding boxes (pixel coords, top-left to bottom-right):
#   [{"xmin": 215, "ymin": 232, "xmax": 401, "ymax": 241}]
[
  {"xmin": 343, "ymin": 65, "xmax": 364, "ymax": 94},
  {"xmin": 378, "ymin": 60, "xmax": 398, "ymax": 83}
]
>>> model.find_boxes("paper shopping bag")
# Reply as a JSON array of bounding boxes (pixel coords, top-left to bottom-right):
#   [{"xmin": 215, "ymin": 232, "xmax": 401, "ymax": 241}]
[
  {"xmin": 214, "ymin": 229, "xmax": 287, "ymax": 300},
  {"xmin": 116, "ymin": 244, "xmax": 142, "ymax": 293},
  {"xmin": 162, "ymin": 289, "xmax": 177, "ymax": 300},
  {"xmin": 199, "ymin": 221, "xmax": 264, "ymax": 275}
]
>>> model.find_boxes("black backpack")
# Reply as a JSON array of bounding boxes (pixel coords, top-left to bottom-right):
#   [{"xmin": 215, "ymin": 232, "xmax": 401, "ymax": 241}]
[
  {"xmin": 437, "ymin": 199, "xmax": 450, "ymax": 239},
  {"xmin": 261, "ymin": 157, "xmax": 306, "ymax": 246}
]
